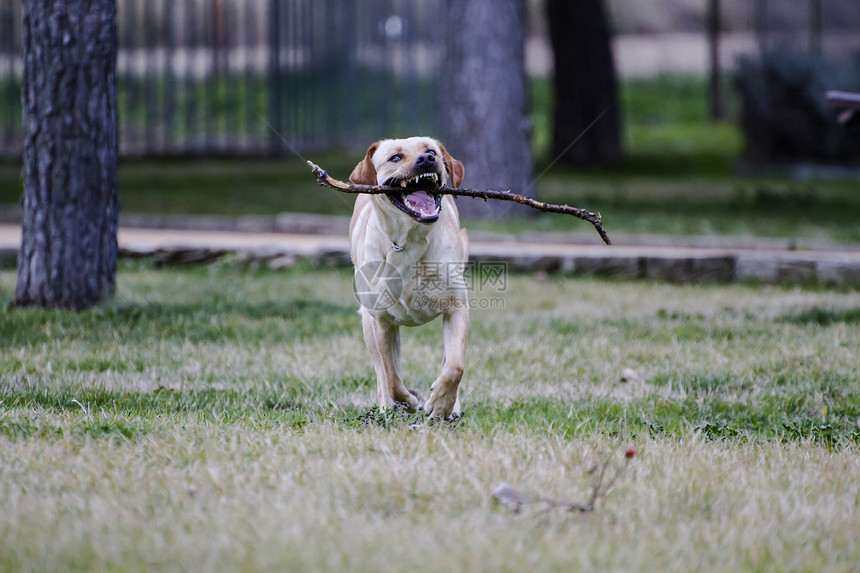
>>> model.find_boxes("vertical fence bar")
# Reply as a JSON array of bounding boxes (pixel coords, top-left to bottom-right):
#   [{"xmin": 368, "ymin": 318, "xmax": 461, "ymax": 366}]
[
  {"xmin": 225, "ymin": 1, "xmax": 236, "ymax": 151},
  {"xmin": 342, "ymin": 0, "xmax": 357, "ymax": 145},
  {"xmin": 1, "ymin": 0, "xmax": 14, "ymax": 154},
  {"xmin": 809, "ymin": 0, "xmax": 822, "ymax": 56},
  {"xmin": 1, "ymin": 1, "xmax": 7, "ymax": 153},
  {"xmin": 241, "ymin": 0, "xmax": 255, "ymax": 151},
  {"xmin": 235, "ymin": 0, "xmax": 244, "ymax": 150},
  {"xmin": 164, "ymin": 0, "xmax": 176, "ymax": 152},
  {"xmin": 221, "ymin": 0, "xmax": 233, "ymax": 150},
  {"xmin": 326, "ymin": 0, "xmax": 341, "ymax": 147},
  {"xmin": 183, "ymin": 0, "xmax": 195, "ymax": 153},
  {"xmin": 287, "ymin": 0, "xmax": 297, "ymax": 150},
  {"xmin": 755, "ymin": 0, "xmax": 768, "ymax": 56},
  {"xmin": 385, "ymin": 0, "xmax": 397, "ymax": 137},
  {"xmin": 288, "ymin": 0, "xmax": 299, "ymax": 150},
  {"xmin": 252, "ymin": 0, "xmax": 265, "ymax": 152},
  {"xmin": 204, "ymin": 0, "xmax": 215, "ymax": 150},
  {"xmin": 268, "ymin": 0, "xmax": 281, "ymax": 154},
  {"xmin": 306, "ymin": 0, "xmax": 314, "ymax": 147},
  {"xmin": 405, "ymin": 0, "xmax": 418, "ymax": 135},
  {"xmin": 121, "ymin": 0, "xmax": 137, "ymax": 154},
  {"xmin": 300, "ymin": 0, "xmax": 312, "ymax": 148},
  {"xmin": 707, "ymin": 0, "xmax": 722, "ymax": 121},
  {"xmin": 143, "ymin": 2, "xmax": 157, "ymax": 152}
]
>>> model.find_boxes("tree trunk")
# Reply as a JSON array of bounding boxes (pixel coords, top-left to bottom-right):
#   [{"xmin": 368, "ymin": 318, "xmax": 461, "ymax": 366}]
[
  {"xmin": 16, "ymin": 0, "xmax": 119, "ymax": 310},
  {"xmin": 441, "ymin": 0, "xmax": 534, "ymax": 218},
  {"xmin": 547, "ymin": 0, "xmax": 622, "ymax": 166}
]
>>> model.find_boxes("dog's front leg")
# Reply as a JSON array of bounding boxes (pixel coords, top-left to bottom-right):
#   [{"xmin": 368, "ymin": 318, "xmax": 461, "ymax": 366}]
[
  {"xmin": 361, "ymin": 311, "xmax": 423, "ymax": 412},
  {"xmin": 424, "ymin": 305, "xmax": 469, "ymax": 419}
]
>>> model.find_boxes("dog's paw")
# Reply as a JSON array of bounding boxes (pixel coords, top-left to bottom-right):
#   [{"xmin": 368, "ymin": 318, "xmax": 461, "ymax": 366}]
[
  {"xmin": 423, "ymin": 386, "xmax": 459, "ymax": 420},
  {"xmin": 408, "ymin": 389, "xmax": 425, "ymax": 411},
  {"xmin": 389, "ymin": 388, "xmax": 423, "ymax": 413}
]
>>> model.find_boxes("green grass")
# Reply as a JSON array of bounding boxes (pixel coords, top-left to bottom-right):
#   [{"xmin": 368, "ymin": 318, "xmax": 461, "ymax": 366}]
[
  {"xmin": 116, "ymin": 152, "xmax": 361, "ymax": 216},
  {"xmin": 1, "ymin": 262, "xmax": 858, "ymax": 445},
  {"xmin": 1, "ymin": 263, "xmax": 859, "ymax": 571}
]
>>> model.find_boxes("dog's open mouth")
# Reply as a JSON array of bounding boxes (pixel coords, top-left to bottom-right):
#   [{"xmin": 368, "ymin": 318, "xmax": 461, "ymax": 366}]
[{"xmin": 382, "ymin": 173, "xmax": 442, "ymax": 224}]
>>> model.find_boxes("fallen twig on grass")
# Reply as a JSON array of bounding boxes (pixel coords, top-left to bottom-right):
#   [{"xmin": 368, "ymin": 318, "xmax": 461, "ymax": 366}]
[
  {"xmin": 307, "ymin": 160, "xmax": 612, "ymax": 245},
  {"xmin": 492, "ymin": 446, "xmax": 636, "ymax": 516}
]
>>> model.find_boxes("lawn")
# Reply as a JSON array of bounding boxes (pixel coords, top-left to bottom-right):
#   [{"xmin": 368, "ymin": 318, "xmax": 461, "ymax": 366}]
[{"xmin": 1, "ymin": 262, "xmax": 859, "ymax": 571}]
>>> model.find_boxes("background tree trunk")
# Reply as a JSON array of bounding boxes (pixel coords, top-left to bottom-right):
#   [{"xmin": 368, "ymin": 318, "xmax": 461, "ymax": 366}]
[
  {"xmin": 441, "ymin": 0, "xmax": 534, "ymax": 218},
  {"xmin": 547, "ymin": 0, "xmax": 622, "ymax": 166},
  {"xmin": 16, "ymin": 0, "xmax": 119, "ymax": 310}
]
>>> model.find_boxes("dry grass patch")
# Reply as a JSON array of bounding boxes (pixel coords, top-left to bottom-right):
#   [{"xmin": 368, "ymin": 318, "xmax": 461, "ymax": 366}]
[
  {"xmin": 0, "ymin": 417, "xmax": 858, "ymax": 572},
  {"xmin": 1, "ymin": 263, "xmax": 859, "ymax": 570}
]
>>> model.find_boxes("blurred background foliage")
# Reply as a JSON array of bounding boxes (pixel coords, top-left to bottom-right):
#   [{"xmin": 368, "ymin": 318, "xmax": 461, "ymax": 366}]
[{"xmin": 1, "ymin": 0, "xmax": 859, "ymax": 241}]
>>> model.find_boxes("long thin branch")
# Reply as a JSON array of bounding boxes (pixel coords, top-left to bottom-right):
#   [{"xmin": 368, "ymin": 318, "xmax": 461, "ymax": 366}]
[
  {"xmin": 307, "ymin": 160, "xmax": 612, "ymax": 246},
  {"xmin": 826, "ymin": 90, "xmax": 860, "ymax": 111},
  {"xmin": 825, "ymin": 90, "xmax": 860, "ymax": 124}
]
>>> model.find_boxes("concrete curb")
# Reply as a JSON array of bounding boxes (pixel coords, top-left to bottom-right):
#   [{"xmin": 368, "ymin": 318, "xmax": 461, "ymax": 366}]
[
  {"xmin": 468, "ymin": 241, "xmax": 860, "ymax": 286},
  {"xmin": 2, "ymin": 223, "xmax": 859, "ymax": 286}
]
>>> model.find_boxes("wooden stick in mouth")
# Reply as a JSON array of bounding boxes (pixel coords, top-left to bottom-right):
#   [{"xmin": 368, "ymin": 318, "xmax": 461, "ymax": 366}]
[{"xmin": 306, "ymin": 160, "xmax": 612, "ymax": 246}]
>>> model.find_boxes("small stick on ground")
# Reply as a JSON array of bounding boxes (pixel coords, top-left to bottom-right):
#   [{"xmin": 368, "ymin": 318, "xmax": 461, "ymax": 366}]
[
  {"xmin": 307, "ymin": 160, "xmax": 612, "ymax": 246},
  {"xmin": 491, "ymin": 446, "xmax": 637, "ymax": 518}
]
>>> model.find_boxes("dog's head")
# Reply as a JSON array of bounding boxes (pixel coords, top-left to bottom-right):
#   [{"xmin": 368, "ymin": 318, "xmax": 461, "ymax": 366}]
[{"xmin": 349, "ymin": 137, "xmax": 465, "ymax": 225}]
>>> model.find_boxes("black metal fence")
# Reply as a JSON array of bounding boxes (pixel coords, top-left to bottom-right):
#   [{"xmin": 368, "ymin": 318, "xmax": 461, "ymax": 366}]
[
  {"xmin": 729, "ymin": 0, "xmax": 860, "ymax": 55},
  {"xmin": 0, "ymin": 1, "xmax": 21, "ymax": 157},
  {"xmin": 708, "ymin": 0, "xmax": 860, "ymax": 119},
  {"xmin": 2, "ymin": 0, "xmax": 860, "ymax": 157},
  {"xmin": 0, "ymin": 0, "xmax": 443, "ymax": 158}
]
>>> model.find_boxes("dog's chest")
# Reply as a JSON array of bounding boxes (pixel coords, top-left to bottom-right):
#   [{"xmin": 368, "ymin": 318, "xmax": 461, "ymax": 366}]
[
  {"xmin": 372, "ymin": 243, "xmax": 466, "ymax": 326},
  {"xmin": 352, "ymin": 201, "xmax": 466, "ymax": 326}
]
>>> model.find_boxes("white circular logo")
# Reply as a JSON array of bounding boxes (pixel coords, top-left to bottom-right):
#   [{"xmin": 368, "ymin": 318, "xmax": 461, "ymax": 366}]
[{"xmin": 353, "ymin": 261, "xmax": 403, "ymax": 311}]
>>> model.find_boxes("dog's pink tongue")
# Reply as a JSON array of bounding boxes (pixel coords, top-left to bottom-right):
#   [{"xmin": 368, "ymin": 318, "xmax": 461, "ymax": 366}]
[{"xmin": 405, "ymin": 191, "xmax": 436, "ymax": 215}]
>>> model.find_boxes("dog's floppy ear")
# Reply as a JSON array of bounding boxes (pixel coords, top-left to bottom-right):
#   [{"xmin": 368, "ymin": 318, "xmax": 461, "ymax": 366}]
[
  {"xmin": 350, "ymin": 142, "xmax": 381, "ymax": 185},
  {"xmin": 437, "ymin": 142, "xmax": 465, "ymax": 188}
]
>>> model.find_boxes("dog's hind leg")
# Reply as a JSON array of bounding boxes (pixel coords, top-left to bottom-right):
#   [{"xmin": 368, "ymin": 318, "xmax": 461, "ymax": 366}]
[{"xmin": 361, "ymin": 311, "xmax": 422, "ymax": 412}]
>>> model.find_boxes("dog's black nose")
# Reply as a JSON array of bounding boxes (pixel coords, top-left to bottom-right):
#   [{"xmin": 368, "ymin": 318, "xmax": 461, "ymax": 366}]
[{"xmin": 415, "ymin": 152, "xmax": 436, "ymax": 168}]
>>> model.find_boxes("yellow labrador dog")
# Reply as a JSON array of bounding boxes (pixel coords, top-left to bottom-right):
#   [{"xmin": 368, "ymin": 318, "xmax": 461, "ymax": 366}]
[{"xmin": 349, "ymin": 137, "xmax": 468, "ymax": 419}]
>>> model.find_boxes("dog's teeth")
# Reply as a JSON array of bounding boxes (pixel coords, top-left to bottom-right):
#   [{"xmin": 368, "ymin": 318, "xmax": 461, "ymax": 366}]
[{"xmin": 401, "ymin": 173, "xmax": 438, "ymax": 189}]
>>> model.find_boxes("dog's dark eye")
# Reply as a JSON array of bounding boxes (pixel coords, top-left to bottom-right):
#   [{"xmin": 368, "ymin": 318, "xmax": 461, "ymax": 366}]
[
  {"xmin": 389, "ymin": 154, "xmax": 403, "ymax": 163},
  {"xmin": 426, "ymin": 149, "xmax": 436, "ymax": 156}
]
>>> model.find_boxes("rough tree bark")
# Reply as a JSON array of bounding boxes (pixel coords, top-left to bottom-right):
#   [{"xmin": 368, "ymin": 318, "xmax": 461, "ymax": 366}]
[
  {"xmin": 441, "ymin": 0, "xmax": 534, "ymax": 218},
  {"xmin": 547, "ymin": 0, "xmax": 622, "ymax": 166},
  {"xmin": 16, "ymin": 0, "xmax": 119, "ymax": 310}
]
